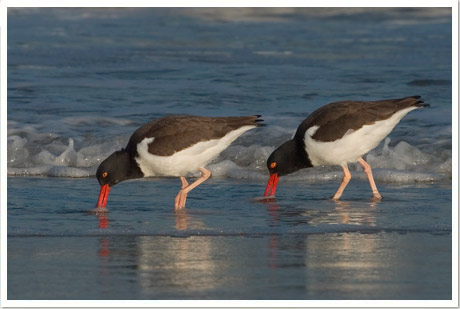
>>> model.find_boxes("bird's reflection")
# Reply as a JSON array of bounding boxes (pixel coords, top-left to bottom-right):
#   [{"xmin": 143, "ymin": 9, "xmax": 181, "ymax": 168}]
[
  {"xmin": 90, "ymin": 195, "xmax": 386, "ymax": 298},
  {"xmin": 262, "ymin": 197, "xmax": 380, "ymax": 269},
  {"xmin": 175, "ymin": 209, "xmax": 188, "ymax": 230},
  {"xmin": 266, "ymin": 203, "xmax": 280, "ymax": 223},
  {"xmin": 332, "ymin": 198, "xmax": 378, "ymax": 226},
  {"xmin": 263, "ymin": 201, "xmax": 281, "ymax": 269},
  {"xmin": 98, "ymin": 237, "xmax": 110, "ymax": 257},
  {"xmin": 268, "ymin": 235, "xmax": 279, "ymax": 269},
  {"xmin": 95, "ymin": 214, "xmax": 110, "ymax": 258},
  {"xmin": 173, "ymin": 208, "xmax": 212, "ymax": 231},
  {"xmin": 137, "ymin": 217, "xmax": 218, "ymax": 295},
  {"xmin": 332, "ymin": 200, "xmax": 351, "ymax": 224},
  {"xmin": 97, "ymin": 214, "xmax": 109, "ymax": 229},
  {"xmin": 369, "ymin": 199, "xmax": 380, "ymax": 208}
]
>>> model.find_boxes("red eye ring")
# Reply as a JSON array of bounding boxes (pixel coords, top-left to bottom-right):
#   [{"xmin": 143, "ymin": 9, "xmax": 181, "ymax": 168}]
[
  {"xmin": 102, "ymin": 172, "xmax": 108, "ymax": 178},
  {"xmin": 270, "ymin": 162, "xmax": 277, "ymax": 168}
]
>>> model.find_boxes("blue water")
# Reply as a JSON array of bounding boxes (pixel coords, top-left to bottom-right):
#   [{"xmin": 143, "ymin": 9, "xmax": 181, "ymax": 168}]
[{"xmin": 7, "ymin": 8, "xmax": 452, "ymax": 300}]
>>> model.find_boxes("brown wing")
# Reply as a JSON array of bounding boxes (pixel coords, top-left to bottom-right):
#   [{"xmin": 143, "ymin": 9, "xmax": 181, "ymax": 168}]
[
  {"xmin": 126, "ymin": 115, "xmax": 262, "ymax": 156},
  {"xmin": 295, "ymin": 96, "xmax": 425, "ymax": 142}
]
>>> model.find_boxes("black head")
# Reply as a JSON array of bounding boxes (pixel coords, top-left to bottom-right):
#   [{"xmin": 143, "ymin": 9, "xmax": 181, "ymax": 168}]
[
  {"xmin": 264, "ymin": 139, "xmax": 312, "ymax": 197},
  {"xmin": 96, "ymin": 149, "xmax": 142, "ymax": 187},
  {"xmin": 266, "ymin": 139, "xmax": 312, "ymax": 177}
]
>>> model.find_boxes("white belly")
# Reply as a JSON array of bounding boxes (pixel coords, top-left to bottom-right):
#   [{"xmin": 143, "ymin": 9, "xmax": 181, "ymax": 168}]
[
  {"xmin": 135, "ymin": 125, "xmax": 255, "ymax": 177},
  {"xmin": 304, "ymin": 107, "xmax": 417, "ymax": 166}
]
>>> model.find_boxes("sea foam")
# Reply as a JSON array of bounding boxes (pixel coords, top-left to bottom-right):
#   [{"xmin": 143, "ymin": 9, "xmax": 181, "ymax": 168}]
[{"xmin": 7, "ymin": 121, "xmax": 451, "ymax": 184}]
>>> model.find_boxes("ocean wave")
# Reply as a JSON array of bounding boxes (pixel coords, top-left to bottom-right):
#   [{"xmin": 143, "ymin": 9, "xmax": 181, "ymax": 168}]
[{"xmin": 7, "ymin": 121, "xmax": 452, "ymax": 183}]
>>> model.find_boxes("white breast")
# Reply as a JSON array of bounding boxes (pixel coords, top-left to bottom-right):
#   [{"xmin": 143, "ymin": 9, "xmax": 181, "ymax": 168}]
[
  {"xmin": 135, "ymin": 125, "xmax": 255, "ymax": 177},
  {"xmin": 304, "ymin": 107, "xmax": 417, "ymax": 166}
]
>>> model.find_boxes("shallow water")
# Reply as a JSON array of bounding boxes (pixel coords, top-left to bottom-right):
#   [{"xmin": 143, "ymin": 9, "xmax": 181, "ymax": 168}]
[
  {"xmin": 7, "ymin": 177, "xmax": 452, "ymax": 236},
  {"xmin": 7, "ymin": 177, "xmax": 452, "ymax": 299},
  {"xmin": 7, "ymin": 8, "xmax": 453, "ymax": 300}
]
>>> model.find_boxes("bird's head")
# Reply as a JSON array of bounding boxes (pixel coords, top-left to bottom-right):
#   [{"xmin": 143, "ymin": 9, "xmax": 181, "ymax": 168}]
[
  {"xmin": 264, "ymin": 140, "xmax": 312, "ymax": 197},
  {"xmin": 95, "ymin": 150, "xmax": 142, "ymax": 209},
  {"xmin": 96, "ymin": 150, "xmax": 132, "ymax": 187},
  {"xmin": 263, "ymin": 148, "xmax": 285, "ymax": 197}
]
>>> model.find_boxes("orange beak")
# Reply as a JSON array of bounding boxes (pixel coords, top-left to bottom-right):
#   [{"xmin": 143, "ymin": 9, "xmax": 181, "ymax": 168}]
[
  {"xmin": 97, "ymin": 184, "xmax": 110, "ymax": 208},
  {"xmin": 264, "ymin": 173, "xmax": 279, "ymax": 197}
]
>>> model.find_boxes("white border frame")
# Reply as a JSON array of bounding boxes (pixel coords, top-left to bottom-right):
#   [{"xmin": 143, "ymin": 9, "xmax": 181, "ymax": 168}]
[
  {"xmin": 451, "ymin": 1, "xmax": 459, "ymax": 308},
  {"xmin": 1, "ymin": 1, "xmax": 458, "ymax": 308},
  {"xmin": 1, "ymin": 2, "xmax": 7, "ymax": 308}
]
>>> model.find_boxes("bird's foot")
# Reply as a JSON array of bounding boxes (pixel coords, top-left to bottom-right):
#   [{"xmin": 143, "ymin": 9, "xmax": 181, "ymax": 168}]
[
  {"xmin": 87, "ymin": 207, "xmax": 109, "ymax": 214},
  {"xmin": 174, "ymin": 190, "xmax": 188, "ymax": 211},
  {"xmin": 253, "ymin": 195, "xmax": 276, "ymax": 203},
  {"xmin": 330, "ymin": 194, "xmax": 342, "ymax": 201},
  {"xmin": 371, "ymin": 193, "xmax": 382, "ymax": 202}
]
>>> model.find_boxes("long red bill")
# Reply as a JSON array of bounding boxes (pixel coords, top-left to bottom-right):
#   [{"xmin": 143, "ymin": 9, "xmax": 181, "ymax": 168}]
[
  {"xmin": 264, "ymin": 173, "xmax": 279, "ymax": 197},
  {"xmin": 97, "ymin": 184, "xmax": 111, "ymax": 208}
]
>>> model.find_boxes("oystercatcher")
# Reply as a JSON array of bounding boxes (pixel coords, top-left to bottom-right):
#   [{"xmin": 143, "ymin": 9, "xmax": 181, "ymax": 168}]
[
  {"xmin": 96, "ymin": 115, "xmax": 263, "ymax": 211},
  {"xmin": 263, "ymin": 96, "xmax": 428, "ymax": 201}
]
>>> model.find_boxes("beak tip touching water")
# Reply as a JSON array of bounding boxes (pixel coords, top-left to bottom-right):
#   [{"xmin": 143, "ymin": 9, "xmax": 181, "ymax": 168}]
[
  {"xmin": 97, "ymin": 184, "xmax": 111, "ymax": 208},
  {"xmin": 264, "ymin": 173, "xmax": 279, "ymax": 197},
  {"xmin": 96, "ymin": 175, "xmax": 277, "ymax": 209}
]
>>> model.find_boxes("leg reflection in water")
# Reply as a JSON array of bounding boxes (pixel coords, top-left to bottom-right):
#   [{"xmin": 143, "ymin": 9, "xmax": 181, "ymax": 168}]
[
  {"xmin": 175, "ymin": 209, "xmax": 188, "ymax": 231},
  {"xmin": 97, "ymin": 214, "xmax": 109, "ymax": 229}
]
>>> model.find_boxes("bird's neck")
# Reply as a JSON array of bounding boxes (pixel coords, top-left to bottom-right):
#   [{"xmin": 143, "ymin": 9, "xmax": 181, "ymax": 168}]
[
  {"xmin": 279, "ymin": 139, "xmax": 312, "ymax": 175},
  {"xmin": 121, "ymin": 149, "xmax": 144, "ymax": 181},
  {"xmin": 128, "ymin": 158, "xmax": 144, "ymax": 180},
  {"xmin": 291, "ymin": 139, "xmax": 313, "ymax": 170}
]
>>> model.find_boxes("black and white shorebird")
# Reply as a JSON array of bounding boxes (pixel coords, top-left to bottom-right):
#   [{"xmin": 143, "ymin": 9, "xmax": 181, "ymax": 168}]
[
  {"xmin": 263, "ymin": 96, "xmax": 428, "ymax": 201},
  {"xmin": 96, "ymin": 115, "xmax": 263, "ymax": 211}
]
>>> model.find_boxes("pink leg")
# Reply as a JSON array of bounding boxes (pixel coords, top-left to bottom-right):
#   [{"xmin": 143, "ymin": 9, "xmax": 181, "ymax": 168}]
[
  {"xmin": 331, "ymin": 164, "xmax": 351, "ymax": 201},
  {"xmin": 358, "ymin": 157, "xmax": 382, "ymax": 201},
  {"xmin": 174, "ymin": 168, "xmax": 211, "ymax": 211},
  {"xmin": 180, "ymin": 176, "xmax": 189, "ymax": 189},
  {"xmin": 174, "ymin": 176, "xmax": 189, "ymax": 208}
]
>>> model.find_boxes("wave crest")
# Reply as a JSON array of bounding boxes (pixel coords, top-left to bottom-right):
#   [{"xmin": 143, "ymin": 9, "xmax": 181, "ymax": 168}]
[{"xmin": 7, "ymin": 124, "xmax": 451, "ymax": 184}]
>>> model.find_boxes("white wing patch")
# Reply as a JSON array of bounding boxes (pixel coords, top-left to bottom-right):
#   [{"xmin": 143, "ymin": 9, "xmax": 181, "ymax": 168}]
[
  {"xmin": 304, "ymin": 107, "xmax": 417, "ymax": 166},
  {"xmin": 306, "ymin": 125, "xmax": 320, "ymax": 137},
  {"xmin": 135, "ymin": 125, "xmax": 256, "ymax": 177}
]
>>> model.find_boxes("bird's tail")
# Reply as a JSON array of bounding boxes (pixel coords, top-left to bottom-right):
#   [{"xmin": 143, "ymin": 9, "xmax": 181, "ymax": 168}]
[
  {"xmin": 222, "ymin": 115, "xmax": 264, "ymax": 128},
  {"xmin": 253, "ymin": 114, "xmax": 265, "ymax": 127},
  {"xmin": 409, "ymin": 95, "xmax": 430, "ymax": 108}
]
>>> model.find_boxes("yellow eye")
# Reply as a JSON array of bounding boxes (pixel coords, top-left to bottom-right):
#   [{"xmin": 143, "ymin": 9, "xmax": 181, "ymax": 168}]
[
  {"xmin": 270, "ymin": 162, "xmax": 277, "ymax": 168},
  {"xmin": 102, "ymin": 172, "xmax": 108, "ymax": 178}
]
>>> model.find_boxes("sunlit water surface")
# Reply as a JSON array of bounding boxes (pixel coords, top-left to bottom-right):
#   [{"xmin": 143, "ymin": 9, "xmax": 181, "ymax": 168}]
[{"xmin": 7, "ymin": 8, "xmax": 452, "ymax": 300}]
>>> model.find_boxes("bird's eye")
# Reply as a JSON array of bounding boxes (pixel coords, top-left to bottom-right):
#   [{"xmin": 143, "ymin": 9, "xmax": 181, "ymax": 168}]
[
  {"xmin": 102, "ymin": 172, "xmax": 108, "ymax": 178},
  {"xmin": 270, "ymin": 162, "xmax": 277, "ymax": 168}
]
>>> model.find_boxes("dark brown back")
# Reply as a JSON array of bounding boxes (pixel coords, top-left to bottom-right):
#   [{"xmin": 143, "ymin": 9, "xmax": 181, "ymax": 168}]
[
  {"xmin": 126, "ymin": 115, "xmax": 262, "ymax": 156},
  {"xmin": 295, "ymin": 96, "xmax": 426, "ymax": 142}
]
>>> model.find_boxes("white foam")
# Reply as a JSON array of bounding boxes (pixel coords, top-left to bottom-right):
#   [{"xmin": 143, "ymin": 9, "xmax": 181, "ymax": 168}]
[
  {"xmin": 6, "ymin": 121, "xmax": 452, "ymax": 183},
  {"xmin": 365, "ymin": 138, "xmax": 451, "ymax": 176},
  {"xmin": 48, "ymin": 166, "xmax": 92, "ymax": 178},
  {"xmin": 7, "ymin": 136, "xmax": 30, "ymax": 166}
]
